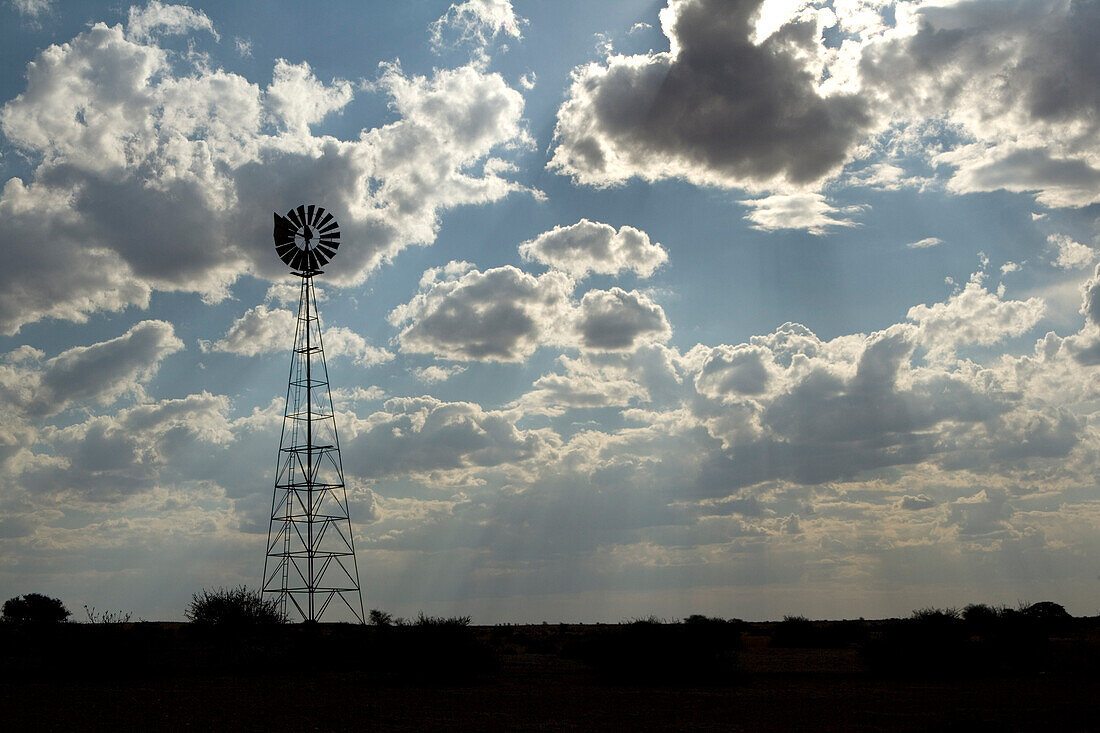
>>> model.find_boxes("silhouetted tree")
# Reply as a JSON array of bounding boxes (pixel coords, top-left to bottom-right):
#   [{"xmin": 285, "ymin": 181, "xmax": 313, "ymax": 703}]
[
  {"xmin": 2, "ymin": 593, "xmax": 70, "ymax": 623},
  {"xmin": 368, "ymin": 608, "xmax": 393, "ymax": 626},
  {"xmin": 962, "ymin": 603, "xmax": 1002, "ymax": 626},
  {"xmin": 185, "ymin": 586, "xmax": 284, "ymax": 625},
  {"xmin": 1021, "ymin": 601, "xmax": 1071, "ymax": 622}
]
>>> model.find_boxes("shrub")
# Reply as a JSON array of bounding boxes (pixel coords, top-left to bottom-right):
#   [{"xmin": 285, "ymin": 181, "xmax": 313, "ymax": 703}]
[
  {"xmin": 962, "ymin": 603, "xmax": 1003, "ymax": 627},
  {"xmin": 769, "ymin": 614, "xmax": 866, "ymax": 648},
  {"xmin": 771, "ymin": 615, "xmax": 817, "ymax": 647},
  {"xmin": 1021, "ymin": 601, "xmax": 1071, "ymax": 623},
  {"xmin": 684, "ymin": 614, "xmax": 740, "ymax": 626},
  {"xmin": 368, "ymin": 608, "xmax": 394, "ymax": 626},
  {"xmin": 911, "ymin": 606, "xmax": 962, "ymax": 623},
  {"xmin": 2, "ymin": 593, "xmax": 70, "ymax": 623},
  {"xmin": 414, "ymin": 611, "xmax": 471, "ymax": 628},
  {"xmin": 364, "ymin": 611, "xmax": 495, "ymax": 681},
  {"xmin": 861, "ymin": 604, "xmax": 1059, "ymax": 676},
  {"xmin": 185, "ymin": 586, "xmax": 284, "ymax": 626},
  {"xmin": 683, "ymin": 615, "xmax": 745, "ymax": 636}
]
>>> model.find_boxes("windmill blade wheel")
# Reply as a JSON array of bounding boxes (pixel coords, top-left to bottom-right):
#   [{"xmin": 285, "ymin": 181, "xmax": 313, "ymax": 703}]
[{"xmin": 272, "ymin": 205, "xmax": 341, "ymax": 275}]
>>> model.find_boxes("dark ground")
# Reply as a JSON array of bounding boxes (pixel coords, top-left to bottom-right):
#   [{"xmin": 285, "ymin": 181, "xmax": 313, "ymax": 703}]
[{"xmin": 3, "ymin": 617, "xmax": 1099, "ymax": 731}]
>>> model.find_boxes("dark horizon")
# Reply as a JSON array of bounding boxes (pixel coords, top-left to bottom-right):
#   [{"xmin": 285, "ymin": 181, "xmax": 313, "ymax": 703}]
[{"xmin": 1, "ymin": 0, "xmax": 1099, "ymax": 625}]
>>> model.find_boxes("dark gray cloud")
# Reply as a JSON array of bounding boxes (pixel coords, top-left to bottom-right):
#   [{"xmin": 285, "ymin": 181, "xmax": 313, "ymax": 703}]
[
  {"xmin": 389, "ymin": 265, "xmax": 574, "ymax": 361},
  {"xmin": 549, "ymin": 0, "xmax": 871, "ymax": 188},
  {"xmin": 391, "ymin": 266, "xmax": 672, "ymax": 361},
  {"xmin": 550, "ymin": 0, "xmax": 1100, "ymax": 210},
  {"xmin": 694, "ymin": 345, "xmax": 770, "ymax": 397},
  {"xmin": 0, "ymin": 320, "xmax": 183, "ymax": 417},
  {"xmin": 862, "ymin": 0, "xmax": 1100, "ymax": 207},
  {"xmin": 577, "ymin": 288, "xmax": 670, "ymax": 351},
  {"xmin": 342, "ymin": 396, "xmax": 558, "ymax": 480},
  {"xmin": 761, "ymin": 330, "xmax": 1006, "ymax": 446},
  {"xmin": 947, "ymin": 488, "xmax": 1014, "ymax": 539},
  {"xmin": 988, "ymin": 407, "xmax": 1082, "ymax": 462},
  {"xmin": 681, "ymin": 321, "xmax": 1034, "ymax": 495},
  {"xmin": 0, "ymin": 514, "xmax": 36, "ymax": 539},
  {"xmin": 18, "ymin": 392, "xmax": 232, "ymax": 501}
]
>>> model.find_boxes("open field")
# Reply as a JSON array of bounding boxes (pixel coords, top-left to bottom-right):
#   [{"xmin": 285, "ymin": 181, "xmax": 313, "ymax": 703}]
[{"xmin": 3, "ymin": 617, "xmax": 1099, "ymax": 731}]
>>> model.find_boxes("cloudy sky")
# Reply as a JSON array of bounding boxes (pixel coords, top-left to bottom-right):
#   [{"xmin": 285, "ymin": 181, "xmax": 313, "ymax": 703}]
[{"xmin": 1, "ymin": 0, "xmax": 1099, "ymax": 622}]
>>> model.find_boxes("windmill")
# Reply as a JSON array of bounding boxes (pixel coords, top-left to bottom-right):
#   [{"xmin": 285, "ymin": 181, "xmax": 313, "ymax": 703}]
[{"xmin": 262, "ymin": 204, "xmax": 364, "ymax": 623}]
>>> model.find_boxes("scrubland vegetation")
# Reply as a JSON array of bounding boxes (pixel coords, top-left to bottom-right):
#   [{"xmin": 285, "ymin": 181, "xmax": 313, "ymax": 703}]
[{"xmin": 3, "ymin": 591, "xmax": 1098, "ymax": 729}]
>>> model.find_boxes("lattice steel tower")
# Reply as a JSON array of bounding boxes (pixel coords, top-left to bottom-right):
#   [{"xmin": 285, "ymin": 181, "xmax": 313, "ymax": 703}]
[{"xmin": 263, "ymin": 204, "xmax": 364, "ymax": 623}]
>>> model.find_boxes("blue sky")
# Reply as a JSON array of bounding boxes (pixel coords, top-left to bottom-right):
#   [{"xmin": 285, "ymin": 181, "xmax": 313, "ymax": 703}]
[{"xmin": 1, "ymin": 0, "xmax": 1099, "ymax": 622}]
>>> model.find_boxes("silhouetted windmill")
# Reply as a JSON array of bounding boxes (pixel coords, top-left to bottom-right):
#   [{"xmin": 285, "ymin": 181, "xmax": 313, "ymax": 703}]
[{"xmin": 263, "ymin": 205, "xmax": 364, "ymax": 623}]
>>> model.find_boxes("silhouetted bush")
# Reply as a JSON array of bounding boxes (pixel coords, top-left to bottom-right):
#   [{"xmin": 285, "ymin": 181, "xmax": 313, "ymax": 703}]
[
  {"xmin": 961, "ymin": 603, "xmax": 1003, "ymax": 630},
  {"xmin": 185, "ymin": 586, "xmax": 284, "ymax": 626},
  {"xmin": 911, "ymin": 606, "xmax": 962, "ymax": 623},
  {"xmin": 1021, "ymin": 601, "xmax": 1070, "ymax": 624},
  {"xmin": 684, "ymin": 614, "xmax": 744, "ymax": 630},
  {"xmin": 365, "ymin": 612, "xmax": 495, "ymax": 681},
  {"xmin": 862, "ymin": 602, "xmax": 1084, "ymax": 677},
  {"xmin": 2, "ymin": 593, "xmax": 70, "ymax": 623},
  {"xmin": 368, "ymin": 608, "xmax": 393, "ymax": 626},
  {"xmin": 770, "ymin": 615, "xmax": 867, "ymax": 648},
  {"xmin": 414, "ymin": 611, "xmax": 471, "ymax": 628},
  {"xmin": 770, "ymin": 615, "xmax": 813, "ymax": 647}
]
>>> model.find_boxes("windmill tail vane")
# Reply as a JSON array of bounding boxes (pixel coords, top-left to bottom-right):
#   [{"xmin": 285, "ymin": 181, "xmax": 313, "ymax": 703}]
[{"xmin": 262, "ymin": 204, "xmax": 364, "ymax": 623}]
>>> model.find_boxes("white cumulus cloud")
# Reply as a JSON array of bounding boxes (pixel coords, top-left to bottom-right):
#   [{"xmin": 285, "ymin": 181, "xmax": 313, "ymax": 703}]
[
  {"xmin": 0, "ymin": 19, "xmax": 533, "ymax": 334},
  {"xmin": 430, "ymin": 0, "xmax": 524, "ymax": 51},
  {"xmin": 906, "ymin": 237, "xmax": 943, "ymax": 249},
  {"xmin": 518, "ymin": 219, "xmax": 668, "ymax": 279},
  {"xmin": 907, "ymin": 273, "xmax": 1046, "ymax": 358},
  {"xmin": 203, "ymin": 304, "xmax": 392, "ymax": 366},
  {"xmin": 127, "ymin": 1, "xmax": 219, "ymax": 42},
  {"xmin": 1048, "ymin": 233, "xmax": 1095, "ymax": 270},
  {"xmin": 741, "ymin": 193, "xmax": 862, "ymax": 234},
  {"xmin": 412, "ymin": 365, "xmax": 468, "ymax": 384}
]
